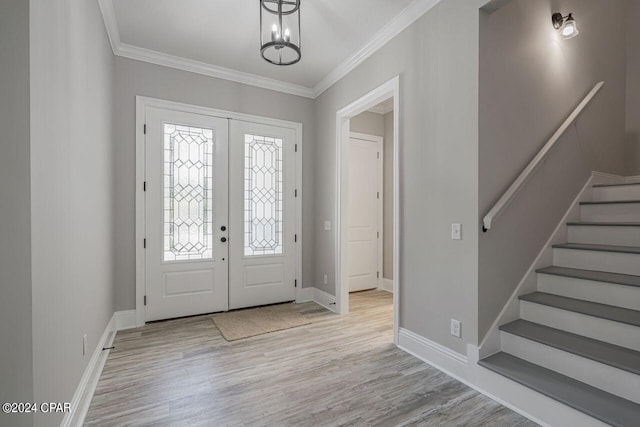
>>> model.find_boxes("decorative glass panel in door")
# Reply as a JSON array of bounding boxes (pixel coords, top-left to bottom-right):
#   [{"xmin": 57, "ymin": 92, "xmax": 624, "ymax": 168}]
[
  {"xmin": 145, "ymin": 107, "xmax": 229, "ymax": 321},
  {"xmin": 244, "ymin": 134, "xmax": 284, "ymax": 256},
  {"xmin": 163, "ymin": 124, "xmax": 214, "ymax": 261}
]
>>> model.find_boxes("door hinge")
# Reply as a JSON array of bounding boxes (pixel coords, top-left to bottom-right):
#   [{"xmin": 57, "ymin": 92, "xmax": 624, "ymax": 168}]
[
  {"xmin": 144, "ymin": 295, "xmax": 147, "ymax": 306},
  {"xmin": 377, "ymin": 192, "xmax": 380, "ymax": 199},
  {"xmin": 295, "ymin": 189, "xmax": 298, "ymax": 198},
  {"xmin": 143, "ymin": 181, "xmax": 147, "ymax": 192},
  {"xmin": 144, "ymin": 124, "xmax": 147, "ymax": 134},
  {"xmin": 294, "ymin": 279, "xmax": 297, "ymax": 288},
  {"xmin": 377, "ymin": 231, "xmax": 380, "ymax": 239},
  {"xmin": 377, "ymin": 152, "xmax": 380, "ymax": 159},
  {"xmin": 294, "ymin": 234, "xmax": 297, "ymax": 243},
  {"xmin": 143, "ymin": 238, "xmax": 146, "ymax": 248},
  {"xmin": 377, "ymin": 272, "xmax": 380, "ymax": 279},
  {"xmin": 295, "ymin": 144, "xmax": 298, "ymax": 152}
]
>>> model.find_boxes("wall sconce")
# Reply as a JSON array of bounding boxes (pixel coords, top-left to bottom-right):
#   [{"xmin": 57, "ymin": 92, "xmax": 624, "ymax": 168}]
[{"xmin": 552, "ymin": 12, "xmax": 579, "ymax": 40}]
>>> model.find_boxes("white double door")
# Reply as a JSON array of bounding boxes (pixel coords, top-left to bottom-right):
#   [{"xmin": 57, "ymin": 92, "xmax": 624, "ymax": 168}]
[{"xmin": 144, "ymin": 107, "xmax": 297, "ymax": 321}]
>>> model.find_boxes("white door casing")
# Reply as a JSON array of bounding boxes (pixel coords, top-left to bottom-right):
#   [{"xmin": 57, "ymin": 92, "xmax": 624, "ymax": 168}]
[
  {"xmin": 136, "ymin": 97, "xmax": 303, "ymax": 326},
  {"xmin": 334, "ymin": 76, "xmax": 399, "ymax": 344},
  {"xmin": 348, "ymin": 133, "xmax": 383, "ymax": 292},
  {"xmin": 144, "ymin": 107, "xmax": 229, "ymax": 321},
  {"xmin": 229, "ymin": 120, "xmax": 297, "ymax": 309}
]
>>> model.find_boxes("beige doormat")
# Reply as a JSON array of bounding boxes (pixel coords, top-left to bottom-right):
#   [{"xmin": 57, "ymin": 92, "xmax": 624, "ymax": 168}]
[{"xmin": 212, "ymin": 303, "xmax": 311, "ymax": 341}]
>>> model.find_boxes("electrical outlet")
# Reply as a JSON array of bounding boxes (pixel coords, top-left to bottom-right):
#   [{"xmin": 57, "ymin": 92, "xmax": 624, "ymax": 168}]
[
  {"xmin": 323, "ymin": 274, "xmax": 328, "ymax": 285},
  {"xmin": 450, "ymin": 319, "xmax": 461, "ymax": 338},
  {"xmin": 82, "ymin": 334, "xmax": 88, "ymax": 356}
]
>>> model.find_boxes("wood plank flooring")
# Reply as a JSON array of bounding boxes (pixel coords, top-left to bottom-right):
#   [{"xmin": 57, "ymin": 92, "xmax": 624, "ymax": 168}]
[{"xmin": 85, "ymin": 291, "xmax": 537, "ymax": 426}]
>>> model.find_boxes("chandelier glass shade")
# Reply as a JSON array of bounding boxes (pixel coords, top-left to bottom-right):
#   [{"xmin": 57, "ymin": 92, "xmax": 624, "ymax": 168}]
[{"xmin": 260, "ymin": 0, "xmax": 301, "ymax": 65}]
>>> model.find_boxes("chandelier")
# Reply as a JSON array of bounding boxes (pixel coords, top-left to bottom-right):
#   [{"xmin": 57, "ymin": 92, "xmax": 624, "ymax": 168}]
[{"xmin": 260, "ymin": 0, "xmax": 301, "ymax": 65}]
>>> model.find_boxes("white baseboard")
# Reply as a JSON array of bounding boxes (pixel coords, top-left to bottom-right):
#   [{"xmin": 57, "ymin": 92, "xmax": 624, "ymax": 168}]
[
  {"xmin": 296, "ymin": 286, "xmax": 314, "ymax": 303},
  {"xmin": 379, "ymin": 278, "xmax": 393, "ymax": 293},
  {"xmin": 312, "ymin": 287, "xmax": 337, "ymax": 312},
  {"xmin": 61, "ymin": 314, "xmax": 117, "ymax": 427},
  {"xmin": 398, "ymin": 328, "xmax": 604, "ymax": 427},
  {"xmin": 626, "ymin": 175, "xmax": 640, "ymax": 184},
  {"xmin": 114, "ymin": 310, "xmax": 137, "ymax": 331},
  {"xmin": 398, "ymin": 327, "xmax": 468, "ymax": 366},
  {"xmin": 62, "ymin": 310, "xmax": 138, "ymax": 426},
  {"xmin": 295, "ymin": 286, "xmax": 337, "ymax": 312}
]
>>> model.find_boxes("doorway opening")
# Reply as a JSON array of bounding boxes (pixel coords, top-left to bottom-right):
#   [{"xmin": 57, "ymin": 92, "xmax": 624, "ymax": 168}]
[{"xmin": 335, "ymin": 76, "xmax": 400, "ymax": 344}]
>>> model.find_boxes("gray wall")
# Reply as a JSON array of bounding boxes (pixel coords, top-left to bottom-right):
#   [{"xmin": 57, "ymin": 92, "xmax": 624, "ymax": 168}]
[
  {"xmin": 314, "ymin": 0, "xmax": 480, "ymax": 354},
  {"xmin": 349, "ymin": 110, "xmax": 394, "ymax": 280},
  {"xmin": 30, "ymin": 0, "xmax": 115, "ymax": 425},
  {"xmin": 0, "ymin": 1, "xmax": 33, "ymax": 426},
  {"xmin": 626, "ymin": 0, "xmax": 640, "ymax": 175},
  {"xmin": 350, "ymin": 111, "xmax": 385, "ymax": 136},
  {"xmin": 478, "ymin": 0, "xmax": 628, "ymax": 340},
  {"xmin": 113, "ymin": 57, "xmax": 316, "ymax": 311}
]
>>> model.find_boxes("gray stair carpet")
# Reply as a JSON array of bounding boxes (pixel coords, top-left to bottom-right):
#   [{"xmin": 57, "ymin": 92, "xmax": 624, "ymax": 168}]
[
  {"xmin": 536, "ymin": 266, "xmax": 640, "ymax": 288},
  {"xmin": 519, "ymin": 292, "xmax": 640, "ymax": 326},
  {"xmin": 500, "ymin": 319, "xmax": 640, "ymax": 375},
  {"xmin": 479, "ymin": 352, "xmax": 640, "ymax": 427},
  {"xmin": 593, "ymin": 182, "xmax": 640, "ymax": 188},
  {"xmin": 566, "ymin": 221, "xmax": 640, "ymax": 227},
  {"xmin": 580, "ymin": 200, "xmax": 640, "ymax": 205},
  {"xmin": 553, "ymin": 242, "xmax": 640, "ymax": 254}
]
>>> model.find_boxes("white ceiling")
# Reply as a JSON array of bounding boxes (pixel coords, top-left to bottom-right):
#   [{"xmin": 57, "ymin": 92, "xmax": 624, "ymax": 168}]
[{"xmin": 101, "ymin": 0, "xmax": 442, "ymax": 97}]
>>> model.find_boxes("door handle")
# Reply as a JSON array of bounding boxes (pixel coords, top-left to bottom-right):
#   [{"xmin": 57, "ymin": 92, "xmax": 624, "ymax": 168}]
[
  {"xmin": 220, "ymin": 237, "xmax": 227, "ymax": 243},
  {"xmin": 221, "ymin": 226, "xmax": 227, "ymax": 231}
]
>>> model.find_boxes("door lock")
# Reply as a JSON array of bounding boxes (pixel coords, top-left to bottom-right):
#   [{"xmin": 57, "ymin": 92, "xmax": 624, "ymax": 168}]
[
  {"xmin": 221, "ymin": 226, "xmax": 227, "ymax": 231},
  {"xmin": 220, "ymin": 237, "xmax": 227, "ymax": 243}
]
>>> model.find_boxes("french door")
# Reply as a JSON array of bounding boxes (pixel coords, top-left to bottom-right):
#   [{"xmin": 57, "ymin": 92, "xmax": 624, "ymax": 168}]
[
  {"xmin": 144, "ymin": 106, "xmax": 297, "ymax": 321},
  {"xmin": 229, "ymin": 121, "xmax": 296, "ymax": 310}
]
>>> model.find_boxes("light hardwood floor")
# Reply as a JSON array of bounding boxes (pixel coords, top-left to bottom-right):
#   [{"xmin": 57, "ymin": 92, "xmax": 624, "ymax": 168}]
[{"xmin": 86, "ymin": 291, "xmax": 537, "ymax": 426}]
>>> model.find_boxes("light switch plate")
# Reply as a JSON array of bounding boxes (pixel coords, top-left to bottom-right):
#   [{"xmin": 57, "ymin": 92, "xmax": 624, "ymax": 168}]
[
  {"xmin": 451, "ymin": 223, "xmax": 462, "ymax": 240},
  {"xmin": 450, "ymin": 319, "xmax": 461, "ymax": 338},
  {"xmin": 324, "ymin": 221, "xmax": 332, "ymax": 231}
]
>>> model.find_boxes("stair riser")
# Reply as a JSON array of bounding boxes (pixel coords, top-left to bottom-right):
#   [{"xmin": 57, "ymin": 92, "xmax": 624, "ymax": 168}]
[
  {"xmin": 537, "ymin": 274, "xmax": 640, "ymax": 311},
  {"xmin": 520, "ymin": 301, "xmax": 640, "ymax": 351},
  {"xmin": 568, "ymin": 226, "xmax": 640, "ymax": 247},
  {"xmin": 501, "ymin": 332, "xmax": 640, "ymax": 403},
  {"xmin": 553, "ymin": 248, "xmax": 640, "ymax": 276},
  {"xmin": 580, "ymin": 204, "xmax": 640, "ymax": 222},
  {"xmin": 592, "ymin": 186, "xmax": 640, "ymax": 202}
]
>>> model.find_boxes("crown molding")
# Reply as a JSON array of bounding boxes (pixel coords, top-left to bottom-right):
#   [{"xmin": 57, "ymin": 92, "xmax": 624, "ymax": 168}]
[
  {"xmin": 115, "ymin": 43, "xmax": 315, "ymax": 98},
  {"xmin": 97, "ymin": 0, "xmax": 314, "ymax": 98},
  {"xmin": 98, "ymin": 0, "xmax": 443, "ymax": 99},
  {"xmin": 97, "ymin": 0, "xmax": 120, "ymax": 52},
  {"xmin": 311, "ymin": 0, "xmax": 444, "ymax": 97}
]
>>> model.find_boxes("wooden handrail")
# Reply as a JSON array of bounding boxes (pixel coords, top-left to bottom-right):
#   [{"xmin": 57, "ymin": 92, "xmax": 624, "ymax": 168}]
[{"xmin": 482, "ymin": 81, "xmax": 605, "ymax": 232}]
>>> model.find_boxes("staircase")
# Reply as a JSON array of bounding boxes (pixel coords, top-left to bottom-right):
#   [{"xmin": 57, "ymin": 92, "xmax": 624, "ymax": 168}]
[{"xmin": 479, "ymin": 182, "xmax": 640, "ymax": 426}]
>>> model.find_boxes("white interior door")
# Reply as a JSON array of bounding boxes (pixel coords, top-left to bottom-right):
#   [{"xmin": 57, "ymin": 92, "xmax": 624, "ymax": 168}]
[
  {"xmin": 229, "ymin": 120, "xmax": 297, "ymax": 309},
  {"xmin": 145, "ymin": 107, "xmax": 229, "ymax": 321},
  {"xmin": 348, "ymin": 135, "xmax": 382, "ymax": 292}
]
